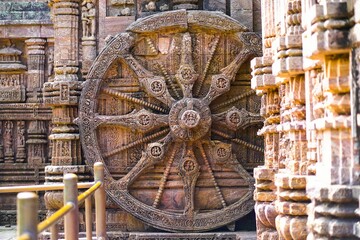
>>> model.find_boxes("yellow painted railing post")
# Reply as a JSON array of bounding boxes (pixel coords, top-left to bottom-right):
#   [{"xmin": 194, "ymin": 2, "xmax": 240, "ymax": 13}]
[
  {"xmin": 17, "ymin": 192, "xmax": 38, "ymax": 240},
  {"xmin": 94, "ymin": 162, "xmax": 106, "ymax": 239},
  {"xmin": 63, "ymin": 173, "xmax": 79, "ymax": 240}
]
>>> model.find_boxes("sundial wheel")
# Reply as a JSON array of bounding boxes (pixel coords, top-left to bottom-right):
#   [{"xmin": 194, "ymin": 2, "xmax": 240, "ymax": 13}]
[{"xmin": 79, "ymin": 10, "xmax": 264, "ymax": 232}]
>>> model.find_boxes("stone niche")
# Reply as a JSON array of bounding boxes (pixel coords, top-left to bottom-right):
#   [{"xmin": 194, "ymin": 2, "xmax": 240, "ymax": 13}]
[{"xmin": 0, "ymin": 45, "xmax": 26, "ymax": 103}]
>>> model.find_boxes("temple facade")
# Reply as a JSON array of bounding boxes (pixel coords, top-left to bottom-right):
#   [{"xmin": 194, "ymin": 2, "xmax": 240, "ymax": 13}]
[
  {"xmin": 252, "ymin": 0, "xmax": 360, "ymax": 239},
  {"xmin": 0, "ymin": 0, "xmax": 360, "ymax": 239}
]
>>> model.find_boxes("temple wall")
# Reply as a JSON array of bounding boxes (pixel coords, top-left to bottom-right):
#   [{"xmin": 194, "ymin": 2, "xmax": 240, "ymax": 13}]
[
  {"xmin": 251, "ymin": 0, "xmax": 360, "ymax": 239},
  {"xmin": 0, "ymin": 0, "xmax": 264, "ymax": 232}
]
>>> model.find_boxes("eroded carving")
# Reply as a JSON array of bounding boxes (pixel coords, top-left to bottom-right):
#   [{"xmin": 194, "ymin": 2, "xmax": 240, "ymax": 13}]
[{"xmin": 79, "ymin": 10, "xmax": 262, "ymax": 232}]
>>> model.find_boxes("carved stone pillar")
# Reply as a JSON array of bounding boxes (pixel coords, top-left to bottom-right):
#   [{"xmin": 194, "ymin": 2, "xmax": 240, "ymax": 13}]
[
  {"xmin": 26, "ymin": 121, "xmax": 47, "ymax": 166},
  {"xmin": 44, "ymin": 0, "xmax": 82, "ymax": 167},
  {"xmin": 252, "ymin": 57, "xmax": 279, "ymax": 240},
  {"xmin": 43, "ymin": 0, "xmax": 84, "ymax": 223},
  {"xmin": 303, "ymin": 1, "xmax": 360, "ymax": 239},
  {"xmin": 271, "ymin": 1, "xmax": 309, "ymax": 239},
  {"xmin": 25, "ymin": 38, "xmax": 46, "ymax": 103},
  {"xmin": 251, "ymin": 0, "xmax": 279, "ymax": 239}
]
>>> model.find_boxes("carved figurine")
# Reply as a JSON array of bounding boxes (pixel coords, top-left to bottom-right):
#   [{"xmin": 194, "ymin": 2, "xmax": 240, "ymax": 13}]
[
  {"xmin": 47, "ymin": 48, "xmax": 54, "ymax": 78},
  {"xmin": 120, "ymin": 7, "xmax": 131, "ymax": 16},
  {"xmin": 145, "ymin": 1, "xmax": 156, "ymax": 12},
  {"xmin": 81, "ymin": 0, "xmax": 96, "ymax": 38},
  {"xmin": 159, "ymin": 4, "xmax": 169, "ymax": 11},
  {"xmin": 16, "ymin": 121, "xmax": 26, "ymax": 162},
  {"xmin": 4, "ymin": 121, "xmax": 14, "ymax": 162}
]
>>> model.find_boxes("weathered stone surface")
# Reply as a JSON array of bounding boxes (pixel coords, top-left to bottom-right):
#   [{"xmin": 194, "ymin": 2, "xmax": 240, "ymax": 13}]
[
  {"xmin": 79, "ymin": 9, "xmax": 263, "ymax": 232},
  {"xmin": 252, "ymin": 0, "xmax": 360, "ymax": 239}
]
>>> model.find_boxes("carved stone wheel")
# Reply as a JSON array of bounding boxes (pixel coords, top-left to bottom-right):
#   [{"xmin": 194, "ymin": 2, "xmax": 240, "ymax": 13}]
[{"xmin": 79, "ymin": 10, "xmax": 263, "ymax": 232}]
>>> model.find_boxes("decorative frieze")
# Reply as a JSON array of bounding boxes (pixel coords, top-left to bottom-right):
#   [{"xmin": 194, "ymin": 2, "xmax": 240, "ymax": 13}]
[{"xmin": 0, "ymin": 45, "xmax": 26, "ymax": 103}]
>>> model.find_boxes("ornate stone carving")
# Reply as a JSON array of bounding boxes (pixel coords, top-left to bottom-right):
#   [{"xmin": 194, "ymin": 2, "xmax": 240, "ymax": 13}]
[
  {"xmin": 0, "ymin": 45, "xmax": 26, "ymax": 103},
  {"xmin": 25, "ymin": 38, "xmax": 46, "ymax": 103},
  {"xmin": 4, "ymin": 121, "xmax": 14, "ymax": 163},
  {"xmin": 79, "ymin": 10, "xmax": 263, "ymax": 232},
  {"xmin": 15, "ymin": 121, "xmax": 26, "ymax": 162},
  {"xmin": 81, "ymin": 0, "xmax": 96, "ymax": 39}
]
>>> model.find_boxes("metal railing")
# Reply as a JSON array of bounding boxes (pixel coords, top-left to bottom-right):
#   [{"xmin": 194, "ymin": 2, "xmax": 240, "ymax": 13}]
[{"xmin": 0, "ymin": 162, "xmax": 106, "ymax": 240}]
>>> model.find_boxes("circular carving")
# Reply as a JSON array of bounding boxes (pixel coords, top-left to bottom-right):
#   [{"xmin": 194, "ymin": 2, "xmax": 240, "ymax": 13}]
[
  {"xmin": 215, "ymin": 77, "xmax": 229, "ymax": 89},
  {"xmin": 180, "ymin": 67, "xmax": 194, "ymax": 81},
  {"xmin": 169, "ymin": 98, "xmax": 211, "ymax": 141},
  {"xmin": 217, "ymin": 147, "xmax": 227, "ymax": 158},
  {"xmin": 79, "ymin": 10, "xmax": 262, "ymax": 232},
  {"xmin": 147, "ymin": 143, "xmax": 164, "ymax": 159},
  {"xmin": 138, "ymin": 114, "xmax": 151, "ymax": 126},
  {"xmin": 180, "ymin": 110, "xmax": 200, "ymax": 128},
  {"xmin": 150, "ymin": 80, "xmax": 165, "ymax": 94},
  {"xmin": 183, "ymin": 159, "xmax": 196, "ymax": 172},
  {"xmin": 227, "ymin": 111, "xmax": 243, "ymax": 127}
]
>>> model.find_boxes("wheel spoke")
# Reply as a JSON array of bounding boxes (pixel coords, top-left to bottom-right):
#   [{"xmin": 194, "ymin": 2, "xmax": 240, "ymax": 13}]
[
  {"xmin": 123, "ymin": 54, "xmax": 176, "ymax": 106},
  {"xmin": 194, "ymin": 35, "xmax": 220, "ymax": 97},
  {"xmin": 102, "ymin": 88, "xmax": 169, "ymax": 113},
  {"xmin": 198, "ymin": 143, "xmax": 227, "ymax": 208},
  {"xmin": 212, "ymin": 106, "xmax": 263, "ymax": 131},
  {"xmin": 175, "ymin": 33, "xmax": 198, "ymax": 98},
  {"xmin": 179, "ymin": 143, "xmax": 200, "ymax": 218},
  {"xmin": 202, "ymin": 49, "xmax": 253, "ymax": 105},
  {"xmin": 103, "ymin": 128, "xmax": 170, "ymax": 158},
  {"xmin": 144, "ymin": 37, "xmax": 182, "ymax": 99},
  {"xmin": 211, "ymin": 89, "xmax": 256, "ymax": 111},
  {"xmin": 93, "ymin": 109, "xmax": 169, "ymax": 133},
  {"xmin": 211, "ymin": 129, "xmax": 264, "ymax": 152},
  {"xmin": 209, "ymin": 141, "xmax": 253, "ymax": 182},
  {"xmin": 153, "ymin": 143, "xmax": 178, "ymax": 208},
  {"xmin": 109, "ymin": 140, "xmax": 171, "ymax": 191}
]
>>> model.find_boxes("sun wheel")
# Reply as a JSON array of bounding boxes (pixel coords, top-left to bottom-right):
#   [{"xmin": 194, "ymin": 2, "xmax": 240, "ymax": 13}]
[{"xmin": 78, "ymin": 10, "xmax": 264, "ymax": 232}]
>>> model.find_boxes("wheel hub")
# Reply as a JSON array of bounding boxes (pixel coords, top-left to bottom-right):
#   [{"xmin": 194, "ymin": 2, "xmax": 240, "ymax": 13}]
[{"xmin": 169, "ymin": 98, "xmax": 211, "ymax": 141}]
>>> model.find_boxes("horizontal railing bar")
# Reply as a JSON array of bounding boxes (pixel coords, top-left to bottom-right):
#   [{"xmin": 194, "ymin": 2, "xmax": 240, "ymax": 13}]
[
  {"xmin": 78, "ymin": 181, "xmax": 102, "ymax": 204},
  {"xmin": 37, "ymin": 202, "xmax": 74, "ymax": 233},
  {"xmin": 0, "ymin": 182, "xmax": 94, "ymax": 193}
]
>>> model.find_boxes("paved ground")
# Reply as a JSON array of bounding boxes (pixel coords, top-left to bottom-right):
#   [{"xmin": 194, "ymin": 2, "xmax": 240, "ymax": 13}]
[
  {"xmin": 0, "ymin": 226, "xmax": 256, "ymax": 240},
  {"xmin": 0, "ymin": 225, "xmax": 16, "ymax": 240}
]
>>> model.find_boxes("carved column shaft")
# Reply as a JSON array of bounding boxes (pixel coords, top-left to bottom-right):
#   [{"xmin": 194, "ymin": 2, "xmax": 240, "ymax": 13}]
[
  {"xmin": 26, "ymin": 121, "xmax": 47, "ymax": 166},
  {"xmin": 44, "ymin": 0, "xmax": 82, "ymax": 167},
  {"xmin": 44, "ymin": 0, "xmax": 84, "ymax": 216},
  {"xmin": 251, "ymin": 1, "xmax": 279, "ymax": 238},
  {"xmin": 52, "ymin": 0, "xmax": 79, "ymax": 81},
  {"xmin": 271, "ymin": 1, "xmax": 309, "ymax": 239},
  {"xmin": 303, "ymin": 1, "xmax": 360, "ymax": 239},
  {"xmin": 25, "ymin": 38, "xmax": 46, "ymax": 103}
]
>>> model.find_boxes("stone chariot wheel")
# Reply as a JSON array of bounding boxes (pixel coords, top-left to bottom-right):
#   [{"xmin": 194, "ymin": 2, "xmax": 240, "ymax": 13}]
[{"xmin": 78, "ymin": 10, "xmax": 263, "ymax": 232}]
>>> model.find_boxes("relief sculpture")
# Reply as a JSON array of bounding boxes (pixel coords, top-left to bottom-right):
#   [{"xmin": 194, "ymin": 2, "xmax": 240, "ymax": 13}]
[{"xmin": 79, "ymin": 10, "xmax": 263, "ymax": 232}]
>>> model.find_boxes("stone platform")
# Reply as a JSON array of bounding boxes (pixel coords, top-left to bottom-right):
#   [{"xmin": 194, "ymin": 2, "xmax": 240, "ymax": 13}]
[
  {"xmin": 38, "ymin": 231, "xmax": 257, "ymax": 240},
  {"xmin": 108, "ymin": 232, "xmax": 257, "ymax": 240}
]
